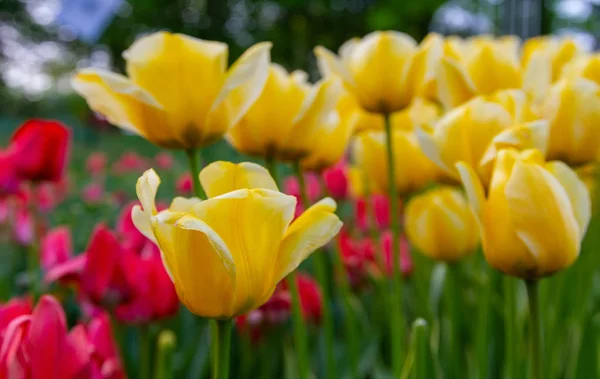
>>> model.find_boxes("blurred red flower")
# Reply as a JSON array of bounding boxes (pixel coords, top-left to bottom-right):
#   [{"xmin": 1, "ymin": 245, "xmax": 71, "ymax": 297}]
[
  {"xmin": 0, "ymin": 295, "xmax": 125, "ymax": 379},
  {"xmin": 40, "ymin": 226, "xmax": 73, "ymax": 272},
  {"xmin": 322, "ymin": 161, "xmax": 348, "ymax": 200},
  {"xmin": 355, "ymin": 194, "xmax": 391, "ymax": 231},
  {"xmin": 283, "ymin": 174, "xmax": 322, "ymax": 217},
  {"xmin": 154, "ymin": 152, "xmax": 174, "ymax": 170},
  {"xmin": 0, "ymin": 120, "xmax": 70, "ymax": 196},
  {"xmin": 235, "ymin": 273, "xmax": 322, "ymax": 341},
  {"xmin": 176, "ymin": 173, "xmax": 193, "ymax": 195},
  {"xmin": 86, "ymin": 152, "xmax": 108, "ymax": 176},
  {"xmin": 111, "ymin": 152, "xmax": 149, "ymax": 176}
]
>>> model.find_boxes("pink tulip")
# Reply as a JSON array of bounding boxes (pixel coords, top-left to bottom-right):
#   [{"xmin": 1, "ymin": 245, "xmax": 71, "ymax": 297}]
[
  {"xmin": 322, "ymin": 161, "xmax": 348, "ymax": 200},
  {"xmin": 40, "ymin": 227, "xmax": 73, "ymax": 272},
  {"xmin": 154, "ymin": 152, "xmax": 174, "ymax": 170},
  {"xmin": 176, "ymin": 173, "xmax": 192, "ymax": 195},
  {"xmin": 116, "ymin": 202, "xmax": 146, "ymax": 252},
  {"xmin": 86, "ymin": 152, "xmax": 108, "ymax": 176},
  {"xmin": 283, "ymin": 174, "xmax": 322, "ymax": 217},
  {"xmin": 86, "ymin": 314, "xmax": 125, "ymax": 379},
  {"xmin": 12, "ymin": 205, "xmax": 33, "ymax": 246},
  {"xmin": 82, "ymin": 183, "xmax": 105, "ymax": 205},
  {"xmin": 111, "ymin": 152, "xmax": 148, "ymax": 175},
  {"xmin": 355, "ymin": 194, "xmax": 391, "ymax": 232},
  {"xmin": 379, "ymin": 231, "xmax": 413, "ymax": 278}
]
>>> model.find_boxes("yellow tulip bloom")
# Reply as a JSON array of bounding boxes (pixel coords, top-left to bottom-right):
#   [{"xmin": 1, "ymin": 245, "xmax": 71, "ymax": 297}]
[
  {"xmin": 315, "ymin": 31, "xmax": 442, "ymax": 113},
  {"xmin": 72, "ymin": 32, "xmax": 271, "ymax": 150},
  {"xmin": 354, "ymin": 129, "xmax": 439, "ymax": 195},
  {"xmin": 405, "ymin": 187, "xmax": 479, "ymax": 262},
  {"xmin": 437, "ymin": 36, "xmax": 522, "ymax": 109},
  {"xmin": 300, "ymin": 92, "xmax": 357, "ymax": 171},
  {"xmin": 351, "ymin": 98, "xmax": 441, "ymax": 133},
  {"xmin": 227, "ymin": 64, "xmax": 343, "ymax": 162},
  {"xmin": 456, "ymin": 149, "xmax": 591, "ymax": 279},
  {"xmin": 416, "ymin": 90, "xmax": 546, "ymax": 185},
  {"xmin": 561, "ymin": 54, "xmax": 600, "ymax": 86},
  {"xmin": 132, "ymin": 162, "xmax": 342, "ymax": 318},
  {"xmin": 541, "ymin": 78, "xmax": 600, "ymax": 165}
]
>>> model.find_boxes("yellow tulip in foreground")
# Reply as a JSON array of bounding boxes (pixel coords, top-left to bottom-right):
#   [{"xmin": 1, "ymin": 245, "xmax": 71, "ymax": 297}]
[
  {"xmin": 354, "ymin": 128, "xmax": 439, "ymax": 195},
  {"xmin": 132, "ymin": 162, "xmax": 342, "ymax": 318},
  {"xmin": 227, "ymin": 64, "xmax": 343, "ymax": 162},
  {"xmin": 417, "ymin": 90, "xmax": 546, "ymax": 186},
  {"xmin": 315, "ymin": 31, "xmax": 441, "ymax": 113},
  {"xmin": 456, "ymin": 149, "xmax": 591, "ymax": 279},
  {"xmin": 405, "ymin": 187, "xmax": 479, "ymax": 263},
  {"xmin": 541, "ymin": 78, "xmax": 600, "ymax": 165},
  {"xmin": 72, "ymin": 32, "xmax": 271, "ymax": 150},
  {"xmin": 437, "ymin": 36, "xmax": 522, "ymax": 109},
  {"xmin": 561, "ymin": 54, "xmax": 600, "ymax": 86}
]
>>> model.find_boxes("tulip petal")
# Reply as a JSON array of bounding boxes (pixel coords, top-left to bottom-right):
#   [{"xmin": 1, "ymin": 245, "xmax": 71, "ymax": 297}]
[
  {"xmin": 169, "ymin": 197, "xmax": 201, "ymax": 212},
  {"xmin": 136, "ymin": 169, "xmax": 160, "ymax": 217},
  {"xmin": 455, "ymin": 162, "xmax": 485, "ymax": 224},
  {"xmin": 416, "ymin": 124, "xmax": 453, "ymax": 176},
  {"xmin": 71, "ymin": 69, "xmax": 165, "ymax": 140},
  {"xmin": 153, "ymin": 212, "xmax": 236, "ymax": 318},
  {"xmin": 191, "ymin": 189, "xmax": 296, "ymax": 313},
  {"xmin": 275, "ymin": 198, "xmax": 343, "ymax": 283},
  {"xmin": 545, "ymin": 161, "xmax": 591, "ymax": 235},
  {"xmin": 211, "ymin": 42, "xmax": 272, "ymax": 127},
  {"xmin": 199, "ymin": 161, "xmax": 278, "ymax": 198},
  {"xmin": 437, "ymin": 58, "xmax": 477, "ymax": 109},
  {"xmin": 314, "ymin": 46, "xmax": 355, "ymax": 88},
  {"xmin": 505, "ymin": 160, "xmax": 581, "ymax": 276},
  {"xmin": 467, "ymin": 43, "xmax": 522, "ymax": 95},
  {"xmin": 131, "ymin": 205, "xmax": 155, "ymax": 243},
  {"xmin": 124, "ymin": 32, "xmax": 228, "ymax": 133}
]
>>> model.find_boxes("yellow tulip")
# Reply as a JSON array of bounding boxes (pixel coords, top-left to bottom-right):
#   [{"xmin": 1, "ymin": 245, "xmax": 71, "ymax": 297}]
[
  {"xmin": 354, "ymin": 128, "xmax": 439, "ymax": 195},
  {"xmin": 416, "ymin": 90, "xmax": 546, "ymax": 185},
  {"xmin": 227, "ymin": 64, "xmax": 344, "ymax": 162},
  {"xmin": 72, "ymin": 32, "xmax": 271, "ymax": 150},
  {"xmin": 300, "ymin": 92, "xmax": 357, "ymax": 171},
  {"xmin": 315, "ymin": 31, "xmax": 441, "ymax": 113},
  {"xmin": 132, "ymin": 161, "xmax": 342, "ymax": 318},
  {"xmin": 405, "ymin": 187, "xmax": 479, "ymax": 262},
  {"xmin": 541, "ymin": 78, "xmax": 600, "ymax": 165},
  {"xmin": 561, "ymin": 54, "xmax": 600, "ymax": 86},
  {"xmin": 456, "ymin": 149, "xmax": 591, "ymax": 279},
  {"xmin": 437, "ymin": 36, "xmax": 522, "ymax": 109}
]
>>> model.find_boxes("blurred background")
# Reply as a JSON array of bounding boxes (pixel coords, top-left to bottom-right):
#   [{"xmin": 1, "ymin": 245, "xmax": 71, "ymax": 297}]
[{"xmin": 1, "ymin": 0, "xmax": 599, "ymax": 119}]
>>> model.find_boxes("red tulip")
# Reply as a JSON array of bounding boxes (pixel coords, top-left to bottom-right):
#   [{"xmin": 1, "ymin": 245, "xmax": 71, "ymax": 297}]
[
  {"xmin": 40, "ymin": 227, "xmax": 73, "ymax": 272},
  {"xmin": 175, "ymin": 173, "xmax": 193, "ymax": 195},
  {"xmin": 48, "ymin": 224, "xmax": 178, "ymax": 324},
  {"xmin": 0, "ymin": 295, "xmax": 125, "ymax": 379},
  {"xmin": 82, "ymin": 183, "xmax": 105, "ymax": 205},
  {"xmin": 86, "ymin": 152, "xmax": 108, "ymax": 176},
  {"xmin": 0, "ymin": 298, "xmax": 32, "ymax": 336},
  {"xmin": 376, "ymin": 231, "xmax": 413, "ymax": 278},
  {"xmin": 322, "ymin": 161, "xmax": 348, "ymax": 200},
  {"xmin": 355, "ymin": 194, "xmax": 391, "ymax": 232},
  {"xmin": 111, "ymin": 152, "xmax": 148, "ymax": 175},
  {"xmin": 5, "ymin": 120, "xmax": 70, "ymax": 184}
]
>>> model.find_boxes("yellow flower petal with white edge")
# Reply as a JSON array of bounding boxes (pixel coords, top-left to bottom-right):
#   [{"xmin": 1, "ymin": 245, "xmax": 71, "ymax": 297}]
[
  {"xmin": 169, "ymin": 197, "xmax": 201, "ymax": 212},
  {"xmin": 199, "ymin": 161, "xmax": 279, "ymax": 198},
  {"xmin": 136, "ymin": 169, "xmax": 161, "ymax": 218},
  {"xmin": 505, "ymin": 159, "xmax": 581, "ymax": 277},
  {"xmin": 275, "ymin": 198, "xmax": 342, "ymax": 282},
  {"xmin": 437, "ymin": 58, "xmax": 477, "ymax": 109},
  {"xmin": 156, "ymin": 213, "xmax": 236, "ymax": 318},
  {"xmin": 190, "ymin": 189, "xmax": 296, "ymax": 314},
  {"xmin": 131, "ymin": 205, "xmax": 155, "ymax": 243}
]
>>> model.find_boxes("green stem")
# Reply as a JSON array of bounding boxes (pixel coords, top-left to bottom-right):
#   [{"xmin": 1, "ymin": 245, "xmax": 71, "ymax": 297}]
[
  {"xmin": 265, "ymin": 157, "xmax": 280, "ymax": 186},
  {"xmin": 321, "ymin": 177, "xmax": 359, "ymax": 378},
  {"xmin": 139, "ymin": 324, "xmax": 151, "ymax": 379},
  {"xmin": 526, "ymin": 280, "xmax": 542, "ymax": 379},
  {"xmin": 410, "ymin": 318, "xmax": 430, "ymax": 379},
  {"xmin": 504, "ymin": 276, "xmax": 518, "ymax": 379},
  {"xmin": 287, "ymin": 271, "xmax": 310, "ymax": 379},
  {"xmin": 212, "ymin": 319, "xmax": 232, "ymax": 379},
  {"xmin": 155, "ymin": 330, "xmax": 176, "ymax": 379},
  {"xmin": 294, "ymin": 161, "xmax": 334, "ymax": 378},
  {"xmin": 475, "ymin": 261, "xmax": 492, "ymax": 378},
  {"xmin": 384, "ymin": 113, "xmax": 405, "ymax": 376},
  {"xmin": 444, "ymin": 264, "xmax": 462, "ymax": 378},
  {"xmin": 186, "ymin": 148, "xmax": 207, "ymax": 200}
]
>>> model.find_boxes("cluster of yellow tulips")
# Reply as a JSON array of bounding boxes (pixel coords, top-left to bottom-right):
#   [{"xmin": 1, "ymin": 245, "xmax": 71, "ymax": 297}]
[{"xmin": 72, "ymin": 30, "xmax": 599, "ymax": 378}]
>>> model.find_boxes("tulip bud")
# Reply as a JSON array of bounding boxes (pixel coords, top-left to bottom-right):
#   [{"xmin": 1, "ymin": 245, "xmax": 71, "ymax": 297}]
[
  {"xmin": 405, "ymin": 187, "xmax": 479, "ymax": 262},
  {"xmin": 457, "ymin": 149, "xmax": 591, "ymax": 278}
]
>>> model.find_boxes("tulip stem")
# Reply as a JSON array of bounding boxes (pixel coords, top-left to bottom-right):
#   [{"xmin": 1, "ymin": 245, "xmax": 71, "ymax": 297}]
[
  {"xmin": 384, "ymin": 112, "xmax": 405, "ymax": 376},
  {"xmin": 186, "ymin": 148, "xmax": 207, "ymax": 200},
  {"xmin": 504, "ymin": 276, "xmax": 518, "ymax": 379},
  {"xmin": 212, "ymin": 319, "xmax": 232, "ymax": 379},
  {"xmin": 139, "ymin": 324, "xmax": 151, "ymax": 379},
  {"xmin": 444, "ymin": 263, "xmax": 462, "ymax": 378},
  {"xmin": 287, "ymin": 271, "xmax": 310, "ymax": 379},
  {"xmin": 265, "ymin": 157, "xmax": 280, "ymax": 185},
  {"xmin": 321, "ymin": 176, "xmax": 359, "ymax": 378},
  {"xmin": 294, "ymin": 161, "xmax": 335, "ymax": 378},
  {"xmin": 155, "ymin": 330, "xmax": 176, "ymax": 379},
  {"xmin": 526, "ymin": 280, "xmax": 542, "ymax": 379}
]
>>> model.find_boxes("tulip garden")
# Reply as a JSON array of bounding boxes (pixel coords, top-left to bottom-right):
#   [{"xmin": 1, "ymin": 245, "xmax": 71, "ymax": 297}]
[{"xmin": 1, "ymin": 29, "xmax": 600, "ymax": 379}]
